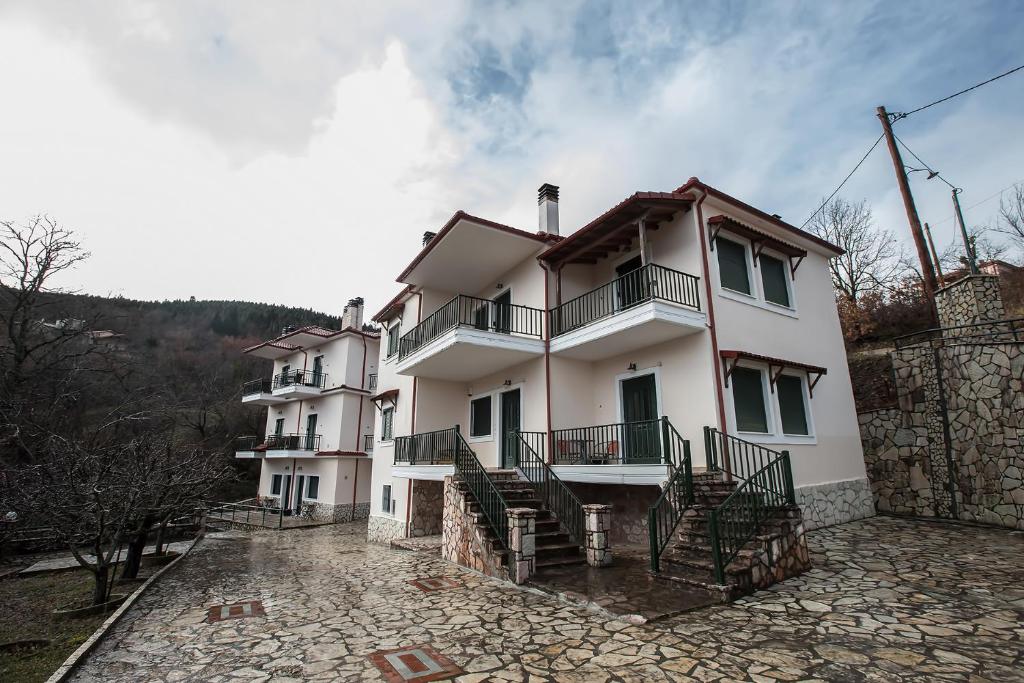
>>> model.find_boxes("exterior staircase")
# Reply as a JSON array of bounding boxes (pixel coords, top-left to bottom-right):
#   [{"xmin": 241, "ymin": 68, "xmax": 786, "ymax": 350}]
[
  {"xmin": 659, "ymin": 471, "xmax": 808, "ymax": 600},
  {"xmin": 455, "ymin": 469, "xmax": 585, "ymax": 572}
]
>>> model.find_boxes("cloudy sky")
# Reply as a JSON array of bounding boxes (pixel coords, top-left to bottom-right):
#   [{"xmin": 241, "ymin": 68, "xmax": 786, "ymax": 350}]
[{"xmin": 1, "ymin": 1, "xmax": 1022, "ymax": 318}]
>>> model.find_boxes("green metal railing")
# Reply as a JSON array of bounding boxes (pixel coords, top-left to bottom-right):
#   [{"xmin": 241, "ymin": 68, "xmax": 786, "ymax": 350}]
[
  {"xmin": 399, "ymin": 294, "xmax": 544, "ymax": 360},
  {"xmin": 394, "ymin": 426, "xmax": 460, "ymax": 465},
  {"xmin": 705, "ymin": 427, "xmax": 795, "ymax": 584},
  {"xmin": 550, "ymin": 418, "xmax": 672, "ymax": 465},
  {"xmin": 646, "ymin": 420, "xmax": 693, "ymax": 572},
  {"xmin": 511, "ymin": 431, "xmax": 585, "ymax": 546},
  {"xmin": 550, "ymin": 263, "xmax": 701, "ymax": 337},
  {"xmin": 452, "ymin": 429, "xmax": 510, "ymax": 551}
]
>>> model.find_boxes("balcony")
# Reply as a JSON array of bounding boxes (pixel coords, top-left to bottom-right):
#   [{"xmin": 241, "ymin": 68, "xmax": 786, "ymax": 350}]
[
  {"xmin": 265, "ymin": 433, "xmax": 322, "ymax": 455},
  {"xmin": 271, "ymin": 369, "xmax": 326, "ymax": 399},
  {"xmin": 395, "ymin": 295, "xmax": 545, "ymax": 381},
  {"xmin": 549, "ymin": 263, "xmax": 706, "ymax": 360},
  {"xmin": 241, "ymin": 378, "xmax": 283, "ymax": 406},
  {"xmin": 391, "ymin": 427, "xmax": 459, "ymax": 479},
  {"xmin": 233, "ymin": 435, "xmax": 265, "ymax": 458}
]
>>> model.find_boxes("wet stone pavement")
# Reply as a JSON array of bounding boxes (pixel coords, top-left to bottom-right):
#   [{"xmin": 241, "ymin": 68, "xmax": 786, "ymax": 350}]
[{"xmin": 69, "ymin": 516, "xmax": 1024, "ymax": 682}]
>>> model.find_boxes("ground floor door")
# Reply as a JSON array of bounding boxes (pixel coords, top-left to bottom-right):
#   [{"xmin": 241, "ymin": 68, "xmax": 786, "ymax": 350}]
[
  {"xmin": 294, "ymin": 475, "xmax": 305, "ymax": 514},
  {"xmin": 281, "ymin": 474, "xmax": 293, "ymax": 511},
  {"xmin": 621, "ymin": 374, "xmax": 660, "ymax": 463},
  {"xmin": 500, "ymin": 388, "xmax": 522, "ymax": 469}
]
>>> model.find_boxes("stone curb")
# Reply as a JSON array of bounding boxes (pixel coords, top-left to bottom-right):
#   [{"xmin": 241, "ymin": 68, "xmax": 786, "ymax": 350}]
[{"xmin": 44, "ymin": 533, "xmax": 204, "ymax": 683}]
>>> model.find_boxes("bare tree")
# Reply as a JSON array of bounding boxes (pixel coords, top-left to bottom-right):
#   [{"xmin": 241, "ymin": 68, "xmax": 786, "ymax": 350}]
[
  {"xmin": 994, "ymin": 183, "xmax": 1024, "ymax": 255},
  {"xmin": 807, "ymin": 198, "xmax": 906, "ymax": 302}
]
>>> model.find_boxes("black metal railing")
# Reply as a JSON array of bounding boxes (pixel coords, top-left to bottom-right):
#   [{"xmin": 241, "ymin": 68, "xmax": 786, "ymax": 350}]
[
  {"xmin": 367, "ymin": 373, "xmax": 378, "ymax": 390},
  {"xmin": 550, "ymin": 418, "xmax": 671, "ymax": 465},
  {"xmin": 647, "ymin": 420, "xmax": 693, "ymax": 572},
  {"xmin": 399, "ymin": 294, "xmax": 544, "ymax": 360},
  {"xmin": 452, "ymin": 429, "xmax": 510, "ymax": 552},
  {"xmin": 893, "ymin": 317, "xmax": 1024, "ymax": 349},
  {"xmin": 265, "ymin": 433, "xmax": 322, "ymax": 451},
  {"xmin": 512, "ymin": 431, "xmax": 585, "ymax": 546},
  {"xmin": 272, "ymin": 369, "xmax": 327, "ymax": 390},
  {"xmin": 394, "ymin": 426, "xmax": 460, "ymax": 465},
  {"xmin": 242, "ymin": 378, "xmax": 272, "ymax": 396},
  {"xmin": 235, "ymin": 435, "xmax": 263, "ymax": 451},
  {"xmin": 704, "ymin": 427, "xmax": 795, "ymax": 584},
  {"xmin": 205, "ymin": 500, "xmax": 286, "ymax": 529},
  {"xmin": 550, "ymin": 263, "xmax": 701, "ymax": 337},
  {"xmin": 363, "ymin": 434, "xmax": 374, "ymax": 452}
]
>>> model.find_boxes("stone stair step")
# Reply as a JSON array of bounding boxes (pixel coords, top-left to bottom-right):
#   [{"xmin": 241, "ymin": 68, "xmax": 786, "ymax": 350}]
[
  {"xmin": 535, "ymin": 556, "xmax": 587, "ymax": 570},
  {"xmin": 535, "ymin": 541, "xmax": 580, "ymax": 554}
]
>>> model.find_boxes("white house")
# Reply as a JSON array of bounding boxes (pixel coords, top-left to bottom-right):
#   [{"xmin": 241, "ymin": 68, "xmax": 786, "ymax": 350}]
[
  {"xmin": 365, "ymin": 178, "xmax": 872, "ymax": 558},
  {"xmin": 235, "ymin": 298, "xmax": 378, "ymax": 523}
]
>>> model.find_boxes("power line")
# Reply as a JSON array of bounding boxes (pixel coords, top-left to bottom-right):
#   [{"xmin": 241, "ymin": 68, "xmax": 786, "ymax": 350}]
[
  {"xmin": 930, "ymin": 178, "xmax": 1024, "ymax": 227},
  {"xmin": 892, "ymin": 63, "xmax": 1024, "ymax": 121},
  {"xmin": 893, "ymin": 134, "xmax": 958, "ymax": 190},
  {"xmin": 799, "ymin": 133, "xmax": 885, "ymax": 228}
]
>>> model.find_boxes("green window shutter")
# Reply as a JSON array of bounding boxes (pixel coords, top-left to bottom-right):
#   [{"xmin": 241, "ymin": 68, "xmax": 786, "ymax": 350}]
[
  {"xmin": 470, "ymin": 396, "xmax": 492, "ymax": 437},
  {"xmin": 760, "ymin": 254, "xmax": 791, "ymax": 307},
  {"xmin": 387, "ymin": 324, "xmax": 400, "ymax": 357},
  {"xmin": 777, "ymin": 375, "xmax": 809, "ymax": 435},
  {"xmin": 716, "ymin": 238, "xmax": 751, "ymax": 294},
  {"xmin": 382, "ymin": 485, "xmax": 391, "ymax": 513},
  {"xmin": 731, "ymin": 366, "xmax": 769, "ymax": 433}
]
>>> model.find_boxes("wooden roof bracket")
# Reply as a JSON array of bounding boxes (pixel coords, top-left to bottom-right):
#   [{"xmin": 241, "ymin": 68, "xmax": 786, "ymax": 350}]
[
  {"xmin": 807, "ymin": 370, "xmax": 824, "ymax": 398},
  {"xmin": 751, "ymin": 240, "xmax": 766, "ymax": 268},
  {"xmin": 722, "ymin": 356, "xmax": 739, "ymax": 388},
  {"xmin": 768, "ymin": 362, "xmax": 786, "ymax": 393},
  {"xmin": 709, "ymin": 222, "xmax": 723, "ymax": 252},
  {"xmin": 789, "ymin": 254, "xmax": 805, "ymax": 276}
]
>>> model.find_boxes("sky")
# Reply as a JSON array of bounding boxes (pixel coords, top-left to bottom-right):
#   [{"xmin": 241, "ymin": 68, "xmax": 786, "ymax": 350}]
[{"xmin": 1, "ymin": 0, "xmax": 1022, "ymax": 320}]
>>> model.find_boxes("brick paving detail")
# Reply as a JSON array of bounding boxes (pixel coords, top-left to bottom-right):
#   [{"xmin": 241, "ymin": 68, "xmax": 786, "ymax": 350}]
[{"xmin": 69, "ymin": 516, "xmax": 1024, "ymax": 681}]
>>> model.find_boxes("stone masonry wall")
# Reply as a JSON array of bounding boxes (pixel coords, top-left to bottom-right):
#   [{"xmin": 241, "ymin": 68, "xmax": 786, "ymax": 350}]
[
  {"xmin": 936, "ymin": 275, "xmax": 1005, "ymax": 329},
  {"xmin": 367, "ymin": 515, "xmax": 406, "ymax": 544},
  {"xmin": 409, "ymin": 480, "xmax": 444, "ymax": 537},
  {"xmin": 860, "ymin": 408, "xmax": 934, "ymax": 517},
  {"xmin": 441, "ymin": 476, "xmax": 506, "ymax": 580},
  {"xmin": 793, "ymin": 478, "xmax": 875, "ymax": 530},
  {"xmin": 565, "ymin": 482, "xmax": 661, "ymax": 546}
]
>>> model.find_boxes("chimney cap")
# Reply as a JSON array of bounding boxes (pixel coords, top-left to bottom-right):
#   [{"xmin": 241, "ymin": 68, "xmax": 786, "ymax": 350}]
[
  {"xmin": 538, "ymin": 183, "xmax": 559, "ymax": 203},
  {"xmin": 422, "ymin": 231, "xmax": 437, "ymax": 246}
]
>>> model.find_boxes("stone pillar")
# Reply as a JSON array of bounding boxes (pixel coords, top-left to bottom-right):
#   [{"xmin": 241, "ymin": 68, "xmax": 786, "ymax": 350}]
[
  {"xmin": 506, "ymin": 507, "xmax": 536, "ymax": 584},
  {"xmin": 935, "ymin": 275, "xmax": 1005, "ymax": 330},
  {"xmin": 583, "ymin": 504, "xmax": 613, "ymax": 567}
]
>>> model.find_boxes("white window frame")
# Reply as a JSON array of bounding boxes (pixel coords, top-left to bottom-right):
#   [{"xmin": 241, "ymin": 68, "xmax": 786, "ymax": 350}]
[
  {"xmin": 385, "ymin": 321, "xmax": 401, "ymax": 360},
  {"xmin": 758, "ymin": 248, "xmax": 797, "ymax": 312},
  {"xmin": 711, "ymin": 229, "xmax": 799, "ymax": 319},
  {"xmin": 725, "ymin": 360, "xmax": 816, "ymax": 445},
  {"xmin": 381, "ymin": 484, "xmax": 392, "ymax": 514},
  {"xmin": 270, "ymin": 473, "xmax": 283, "ymax": 496},
  {"xmin": 380, "ymin": 406, "xmax": 394, "ymax": 442},
  {"xmin": 304, "ymin": 475, "xmax": 320, "ymax": 500},
  {"xmin": 467, "ymin": 393, "xmax": 495, "ymax": 443}
]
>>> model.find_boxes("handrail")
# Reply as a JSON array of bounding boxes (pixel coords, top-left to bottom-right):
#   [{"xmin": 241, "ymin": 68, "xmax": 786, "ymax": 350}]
[
  {"xmin": 550, "ymin": 263, "xmax": 701, "ymax": 337},
  {"xmin": 646, "ymin": 420, "xmax": 692, "ymax": 571},
  {"xmin": 550, "ymin": 418, "xmax": 671, "ymax": 465},
  {"xmin": 704, "ymin": 427, "xmax": 795, "ymax": 584},
  {"xmin": 235, "ymin": 435, "xmax": 263, "ymax": 450},
  {"xmin": 242, "ymin": 378, "xmax": 272, "ymax": 395},
  {"xmin": 512, "ymin": 431, "xmax": 585, "ymax": 546},
  {"xmin": 451, "ymin": 428, "xmax": 510, "ymax": 552},
  {"xmin": 273, "ymin": 369, "xmax": 327, "ymax": 390},
  {"xmin": 205, "ymin": 499, "xmax": 286, "ymax": 529},
  {"xmin": 265, "ymin": 433, "xmax": 322, "ymax": 451},
  {"xmin": 893, "ymin": 316, "xmax": 1024, "ymax": 349},
  {"xmin": 399, "ymin": 294, "xmax": 544, "ymax": 360},
  {"xmin": 394, "ymin": 426, "xmax": 460, "ymax": 465}
]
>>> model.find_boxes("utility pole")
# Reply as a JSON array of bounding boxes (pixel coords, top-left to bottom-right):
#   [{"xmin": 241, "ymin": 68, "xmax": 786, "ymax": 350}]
[
  {"xmin": 951, "ymin": 188, "xmax": 980, "ymax": 275},
  {"xmin": 923, "ymin": 222, "xmax": 945, "ymax": 287},
  {"xmin": 876, "ymin": 105, "xmax": 938, "ymax": 317}
]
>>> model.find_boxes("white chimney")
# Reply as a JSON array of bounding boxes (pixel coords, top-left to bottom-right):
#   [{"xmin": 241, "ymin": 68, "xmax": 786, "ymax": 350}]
[
  {"xmin": 538, "ymin": 183, "xmax": 559, "ymax": 235},
  {"xmin": 341, "ymin": 297, "xmax": 364, "ymax": 330}
]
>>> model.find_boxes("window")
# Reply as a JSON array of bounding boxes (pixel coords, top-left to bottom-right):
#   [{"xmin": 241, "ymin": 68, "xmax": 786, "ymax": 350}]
[
  {"xmin": 760, "ymin": 254, "xmax": 791, "ymax": 307},
  {"xmin": 716, "ymin": 238, "xmax": 751, "ymax": 295},
  {"xmin": 470, "ymin": 396, "xmax": 492, "ymax": 438},
  {"xmin": 381, "ymin": 407, "xmax": 394, "ymax": 441},
  {"xmin": 271, "ymin": 474, "xmax": 283, "ymax": 495},
  {"xmin": 306, "ymin": 475, "xmax": 320, "ymax": 500},
  {"xmin": 777, "ymin": 375, "xmax": 809, "ymax": 435},
  {"xmin": 731, "ymin": 366, "xmax": 769, "ymax": 433},
  {"xmin": 274, "ymin": 418, "xmax": 285, "ymax": 436},
  {"xmin": 386, "ymin": 323, "xmax": 400, "ymax": 358},
  {"xmin": 382, "ymin": 484, "xmax": 392, "ymax": 513}
]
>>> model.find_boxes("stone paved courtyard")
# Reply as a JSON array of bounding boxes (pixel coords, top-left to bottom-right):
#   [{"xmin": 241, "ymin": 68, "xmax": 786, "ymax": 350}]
[{"xmin": 68, "ymin": 516, "xmax": 1024, "ymax": 682}]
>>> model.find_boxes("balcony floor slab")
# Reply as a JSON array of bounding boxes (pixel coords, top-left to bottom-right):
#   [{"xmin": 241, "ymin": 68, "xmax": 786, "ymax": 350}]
[
  {"xmin": 396, "ymin": 327, "xmax": 545, "ymax": 381},
  {"xmin": 550, "ymin": 300, "xmax": 706, "ymax": 361},
  {"xmin": 391, "ymin": 464, "xmax": 455, "ymax": 480}
]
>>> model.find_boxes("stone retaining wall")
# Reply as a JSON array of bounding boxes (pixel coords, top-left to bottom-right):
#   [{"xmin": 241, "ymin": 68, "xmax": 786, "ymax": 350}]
[
  {"xmin": 440, "ymin": 476, "xmax": 506, "ymax": 580},
  {"xmin": 409, "ymin": 480, "xmax": 443, "ymax": 537},
  {"xmin": 793, "ymin": 478, "xmax": 875, "ymax": 530},
  {"xmin": 367, "ymin": 515, "xmax": 406, "ymax": 544}
]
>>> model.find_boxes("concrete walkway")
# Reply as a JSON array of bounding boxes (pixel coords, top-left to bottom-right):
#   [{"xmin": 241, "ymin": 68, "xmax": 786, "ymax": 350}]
[{"xmin": 69, "ymin": 516, "xmax": 1024, "ymax": 681}]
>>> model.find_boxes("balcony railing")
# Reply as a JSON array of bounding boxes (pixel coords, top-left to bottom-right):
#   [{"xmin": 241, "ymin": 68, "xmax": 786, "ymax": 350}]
[
  {"xmin": 367, "ymin": 373, "xmax": 378, "ymax": 390},
  {"xmin": 363, "ymin": 434, "xmax": 374, "ymax": 452},
  {"xmin": 272, "ymin": 369, "xmax": 327, "ymax": 390},
  {"xmin": 242, "ymin": 379, "xmax": 273, "ymax": 396},
  {"xmin": 394, "ymin": 426, "xmax": 461, "ymax": 465},
  {"xmin": 550, "ymin": 263, "xmax": 701, "ymax": 338},
  {"xmin": 235, "ymin": 435, "xmax": 263, "ymax": 451},
  {"xmin": 550, "ymin": 418, "xmax": 674, "ymax": 465},
  {"xmin": 265, "ymin": 433, "xmax": 321, "ymax": 451},
  {"xmin": 398, "ymin": 295, "xmax": 544, "ymax": 361}
]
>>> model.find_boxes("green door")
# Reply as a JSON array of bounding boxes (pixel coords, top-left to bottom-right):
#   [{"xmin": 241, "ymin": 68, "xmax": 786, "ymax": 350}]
[
  {"xmin": 621, "ymin": 374, "xmax": 660, "ymax": 463},
  {"xmin": 615, "ymin": 256, "xmax": 648, "ymax": 310},
  {"xmin": 500, "ymin": 389, "xmax": 521, "ymax": 469},
  {"xmin": 493, "ymin": 290, "xmax": 512, "ymax": 334},
  {"xmin": 305, "ymin": 413, "xmax": 318, "ymax": 450}
]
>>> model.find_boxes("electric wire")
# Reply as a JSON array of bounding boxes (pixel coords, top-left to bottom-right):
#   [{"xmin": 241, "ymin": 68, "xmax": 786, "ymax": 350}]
[
  {"xmin": 893, "ymin": 134, "xmax": 958, "ymax": 190},
  {"xmin": 891, "ymin": 63, "xmax": 1024, "ymax": 121},
  {"xmin": 799, "ymin": 133, "xmax": 885, "ymax": 229}
]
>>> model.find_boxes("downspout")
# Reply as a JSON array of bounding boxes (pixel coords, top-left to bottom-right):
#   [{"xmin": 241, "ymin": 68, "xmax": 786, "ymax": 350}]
[
  {"xmin": 692, "ymin": 187, "xmax": 732, "ymax": 479},
  {"xmin": 404, "ymin": 478, "xmax": 413, "ymax": 538},
  {"xmin": 350, "ymin": 458, "xmax": 360, "ymax": 522},
  {"xmin": 354, "ymin": 334, "xmax": 367, "ymax": 450},
  {"xmin": 410, "ymin": 291, "xmax": 423, "ymax": 435},
  {"xmin": 541, "ymin": 261, "xmax": 554, "ymax": 463}
]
